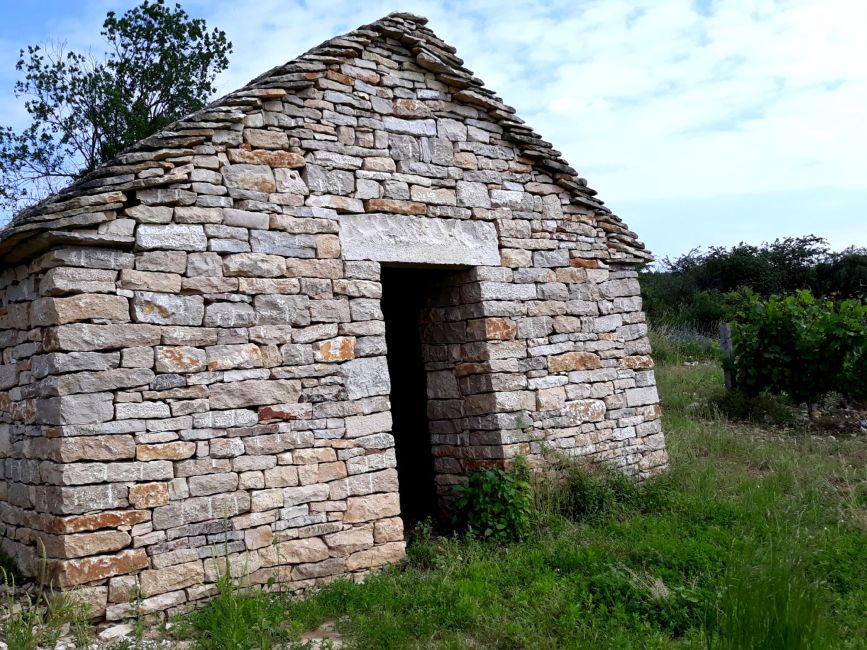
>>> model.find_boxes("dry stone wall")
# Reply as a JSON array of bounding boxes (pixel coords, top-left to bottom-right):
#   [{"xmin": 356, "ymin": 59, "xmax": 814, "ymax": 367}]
[{"xmin": 0, "ymin": 12, "xmax": 666, "ymax": 620}]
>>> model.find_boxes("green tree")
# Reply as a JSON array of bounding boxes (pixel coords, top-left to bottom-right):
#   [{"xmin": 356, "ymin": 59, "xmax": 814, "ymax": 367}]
[{"xmin": 0, "ymin": 0, "xmax": 231, "ymax": 214}]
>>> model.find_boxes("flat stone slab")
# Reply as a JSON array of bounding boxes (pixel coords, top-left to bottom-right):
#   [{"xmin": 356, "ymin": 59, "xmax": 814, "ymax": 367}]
[{"xmin": 339, "ymin": 214, "xmax": 499, "ymax": 266}]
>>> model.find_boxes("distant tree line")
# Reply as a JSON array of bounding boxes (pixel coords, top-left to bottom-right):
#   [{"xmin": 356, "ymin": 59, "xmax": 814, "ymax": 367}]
[{"xmin": 640, "ymin": 235, "xmax": 867, "ymax": 331}]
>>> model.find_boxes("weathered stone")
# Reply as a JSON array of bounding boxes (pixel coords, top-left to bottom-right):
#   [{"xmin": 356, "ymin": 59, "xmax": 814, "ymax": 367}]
[
  {"xmin": 37, "ymin": 393, "xmax": 115, "ymax": 425},
  {"xmin": 344, "ymin": 493, "xmax": 401, "ymax": 523},
  {"xmin": 32, "ymin": 295, "xmax": 130, "ymax": 326},
  {"xmin": 548, "ymin": 351, "xmax": 603, "ymax": 373},
  {"xmin": 209, "ymin": 380, "xmax": 301, "ymax": 409},
  {"xmin": 129, "ymin": 482, "xmax": 170, "ymax": 508},
  {"xmin": 132, "ymin": 292, "xmax": 204, "ymax": 326},
  {"xmin": 136, "ymin": 224, "xmax": 207, "ymax": 251},
  {"xmin": 227, "ymin": 148, "xmax": 305, "ymax": 168},
  {"xmin": 139, "ymin": 560, "xmax": 204, "ymax": 597},
  {"xmin": 341, "ymin": 214, "xmax": 499, "ymax": 266},
  {"xmin": 155, "ymin": 346, "xmax": 207, "ymax": 373},
  {"xmin": 45, "ymin": 324, "xmax": 162, "ymax": 352},
  {"xmin": 40, "ymin": 268, "xmax": 117, "ymax": 296},
  {"xmin": 223, "ymin": 253, "xmax": 285, "ymax": 277},
  {"xmin": 52, "ymin": 549, "xmax": 148, "ymax": 588},
  {"xmin": 222, "ymin": 164, "xmax": 276, "ymax": 192},
  {"xmin": 342, "ymin": 356, "xmax": 390, "ymax": 400}
]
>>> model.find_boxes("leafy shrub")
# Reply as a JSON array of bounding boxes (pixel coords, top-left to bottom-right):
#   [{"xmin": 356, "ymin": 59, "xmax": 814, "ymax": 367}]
[
  {"xmin": 641, "ymin": 236, "xmax": 867, "ymax": 331},
  {"xmin": 453, "ymin": 457, "xmax": 533, "ymax": 542},
  {"xmin": 730, "ymin": 291, "xmax": 867, "ymax": 410}
]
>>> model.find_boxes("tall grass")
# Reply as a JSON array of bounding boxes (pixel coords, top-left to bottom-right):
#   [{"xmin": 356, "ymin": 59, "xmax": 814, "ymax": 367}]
[{"xmin": 706, "ymin": 545, "xmax": 836, "ymax": 649}]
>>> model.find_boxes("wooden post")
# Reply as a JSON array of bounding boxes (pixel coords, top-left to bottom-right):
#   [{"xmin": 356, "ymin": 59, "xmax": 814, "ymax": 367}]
[{"xmin": 719, "ymin": 322, "xmax": 733, "ymax": 390}]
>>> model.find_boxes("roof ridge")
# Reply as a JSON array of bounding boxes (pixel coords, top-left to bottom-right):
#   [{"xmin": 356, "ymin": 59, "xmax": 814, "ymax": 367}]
[{"xmin": 1, "ymin": 12, "xmax": 650, "ymax": 264}]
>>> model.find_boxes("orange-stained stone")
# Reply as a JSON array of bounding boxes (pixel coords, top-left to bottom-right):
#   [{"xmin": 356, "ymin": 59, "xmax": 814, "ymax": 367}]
[
  {"xmin": 621, "ymin": 355, "xmax": 654, "ymax": 369},
  {"xmin": 548, "ymin": 351, "xmax": 602, "ymax": 373},
  {"xmin": 325, "ymin": 70, "xmax": 353, "ymax": 85},
  {"xmin": 44, "ymin": 510, "xmax": 150, "ymax": 535},
  {"xmin": 136, "ymin": 441, "xmax": 196, "ymax": 461},
  {"xmin": 226, "ymin": 149, "xmax": 305, "ymax": 168},
  {"xmin": 315, "ymin": 336, "xmax": 356, "ymax": 362},
  {"xmin": 467, "ymin": 318, "xmax": 516, "ymax": 341},
  {"xmin": 129, "ymin": 482, "xmax": 170, "ymax": 509},
  {"xmin": 364, "ymin": 198, "xmax": 426, "ymax": 215},
  {"xmin": 569, "ymin": 257, "xmax": 599, "ymax": 269},
  {"xmin": 50, "ymin": 549, "xmax": 148, "ymax": 588},
  {"xmin": 258, "ymin": 403, "xmax": 312, "ymax": 422}
]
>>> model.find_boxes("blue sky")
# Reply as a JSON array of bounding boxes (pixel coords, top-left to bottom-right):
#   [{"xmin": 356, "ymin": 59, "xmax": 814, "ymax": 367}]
[{"xmin": 1, "ymin": 0, "xmax": 865, "ymax": 261}]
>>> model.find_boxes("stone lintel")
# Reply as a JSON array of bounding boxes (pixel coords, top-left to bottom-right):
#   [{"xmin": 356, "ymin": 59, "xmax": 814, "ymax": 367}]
[{"xmin": 339, "ymin": 213, "xmax": 500, "ymax": 266}]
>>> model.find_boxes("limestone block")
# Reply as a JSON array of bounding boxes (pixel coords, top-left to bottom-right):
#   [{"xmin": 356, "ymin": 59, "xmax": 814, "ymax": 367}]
[
  {"xmin": 119, "ymin": 269, "xmax": 182, "ymax": 293},
  {"xmin": 129, "ymin": 482, "xmax": 170, "ymax": 508},
  {"xmin": 42, "ymin": 367, "xmax": 154, "ymax": 396},
  {"xmin": 455, "ymin": 181, "xmax": 491, "ymax": 208},
  {"xmin": 227, "ymin": 148, "xmax": 305, "ymax": 168},
  {"xmin": 342, "ymin": 356, "xmax": 390, "ymax": 400},
  {"xmin": 254, "ymin": 294, "xmax": 311, "ymax": 326},
  {"xmin": 340, "ymin": 214, "xmax": 499, "ymax": 266},
  {"xmin": 304, "ymin": 165, "xmax": 354, "ymax": 195},
  {"xmin": 188, "ymin": 472, "xmax": 239, "ymax": 497},
  {"xmin": 40, "ymin": 268, "xmax": 117, "ymax": 296},
  {"xmin": 32, "ymin": 295, "xmax": 130, "ymax": 326},
  {"xmin": 283, "ymin": 484, "xmax": 330, "ymax": 506},
  {"xmin": 31, "ymin": 352, "xmax": 120, "ymax": 379},
  {"xmin": 410, "ymin": 186, "xmax": 456, "ymax": 205},
  {"xmin": 126, "ymin": 205, "xmax": 172, "ymax": 223},
  {"xmin": 344, "ymin": 492, "xmax": 401, "ymax": 523},
  {"xmin": 39, "ymin": 247, "xmax": 135, "ymax": 271},
  {"xmin": 346, "ymin": 541, "xmax": 404, "ymax": 570},
  {"xmin": 37, "ymin": 392, "xmax": 115, "ymax": 425},
  {"xmin": 626, "ymin": 386, "xmax": 660, "ymax": 407},
  {"xmin": 222, "ymin": 164, "xmax": 276, "ymax": 192},
  {"xmin": 136, "ymin": 441, "xmax": 196, "ymax": 460},
  {"xmin": 548, "ymin": 351, "xmax": 602, "ymax": 373},
  {"xmin": 250, "ymin": 230, "xmax": 316, "ymax": 257},
  {"xmin": 137, "ymin": 250, "xmax": 188, "ymax": 273},
  {"xmin": 313, "ymin": 336, "xmax": 355, "ymax": 362},
  {"xmin": 204, "ymin": 302, "xmax": 258, "ymax": 328},
  {"xmin": 345, "ymin": 411, "xmax": 392, "ymax": 438},
  {"xmin": 136, "ymin": 224, "xmax": 207, "ymax": 251},
  {"xmin": 244, "ymin": 129, "xmax": 289, "ymax": 149},
  {"xmin": 139, "ymin": 561, "xmax": 205, "ymax": 597},
  {"xmin": 131, "ymin": 292, "xmax": 203, "ymax": 326},
  {"xmin": 383, "ymin": 116, "xmax": 435, "ymax": 135},
  {"xmin": 52, "ymin": 549, "xmax": 148, "ymax": 588},
  {"xmin": 222, "ymin": 253, "xmax": 285, "ymax": 277},
  {"xmin": 205, "ymin": 344, "xmax": 262, "ymax": 370},
  {"xmin": 174, "ymin": 206, "xmax": 223, "ymax": 224},
  {"xmin": 155, "ymin": 347, "xmax": 207, "ymax": 373},
  {"xmin": 209, "ymin": 379, "xmax": 301, "ymax": 409}
]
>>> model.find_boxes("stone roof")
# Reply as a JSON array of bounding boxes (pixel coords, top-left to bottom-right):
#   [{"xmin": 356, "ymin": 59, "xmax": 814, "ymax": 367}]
[{"xmin": 0, "ymin": 11, "xmax": 651, "ymax": 266}]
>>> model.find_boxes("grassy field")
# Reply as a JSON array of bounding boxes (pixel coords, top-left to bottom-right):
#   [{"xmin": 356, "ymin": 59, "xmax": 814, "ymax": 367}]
[{"xmin": 174, "ymin": 348, "xmax": 867, "ymax": 650}]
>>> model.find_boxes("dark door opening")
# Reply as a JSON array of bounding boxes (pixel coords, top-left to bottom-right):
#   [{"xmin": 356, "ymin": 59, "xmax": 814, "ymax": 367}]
[{"xmin": 381, "ymin": 267, "xmax": 441, "ymax": 529}]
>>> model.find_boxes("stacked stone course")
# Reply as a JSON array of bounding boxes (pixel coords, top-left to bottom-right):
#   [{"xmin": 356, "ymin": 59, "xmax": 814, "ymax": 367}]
[{"xmin": 0, "ymin": 12, "xmax": 666, "ymax": 619}]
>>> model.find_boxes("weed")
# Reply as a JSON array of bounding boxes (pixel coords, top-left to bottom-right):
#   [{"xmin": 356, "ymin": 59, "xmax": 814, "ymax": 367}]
[{"xmin": 453, "ymin": 457, "xmax": 533, "ymax": 542}]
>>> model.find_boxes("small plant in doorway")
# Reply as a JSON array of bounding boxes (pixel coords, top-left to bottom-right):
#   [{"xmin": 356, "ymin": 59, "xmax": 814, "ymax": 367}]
[{"xmin": 453, "ymin": 457, "xmax": 533, "ymax": 542}]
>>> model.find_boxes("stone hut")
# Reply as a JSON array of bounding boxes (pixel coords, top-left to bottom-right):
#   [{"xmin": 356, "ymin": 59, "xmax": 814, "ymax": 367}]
[{"xmin": 0, "ymin": 12, "xmax": 666, "ymax": 619}]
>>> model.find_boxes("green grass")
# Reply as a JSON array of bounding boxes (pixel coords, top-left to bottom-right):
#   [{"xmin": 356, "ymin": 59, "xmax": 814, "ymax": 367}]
[{"xmin": 177, "ymin": 355, "xmax": 867, "ymax": 650}]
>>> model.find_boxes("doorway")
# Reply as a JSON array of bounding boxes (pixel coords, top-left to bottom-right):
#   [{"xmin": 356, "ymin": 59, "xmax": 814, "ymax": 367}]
[{"xmin": 380, "ymin": 267, "xmax": 446, "ymax": 528}]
